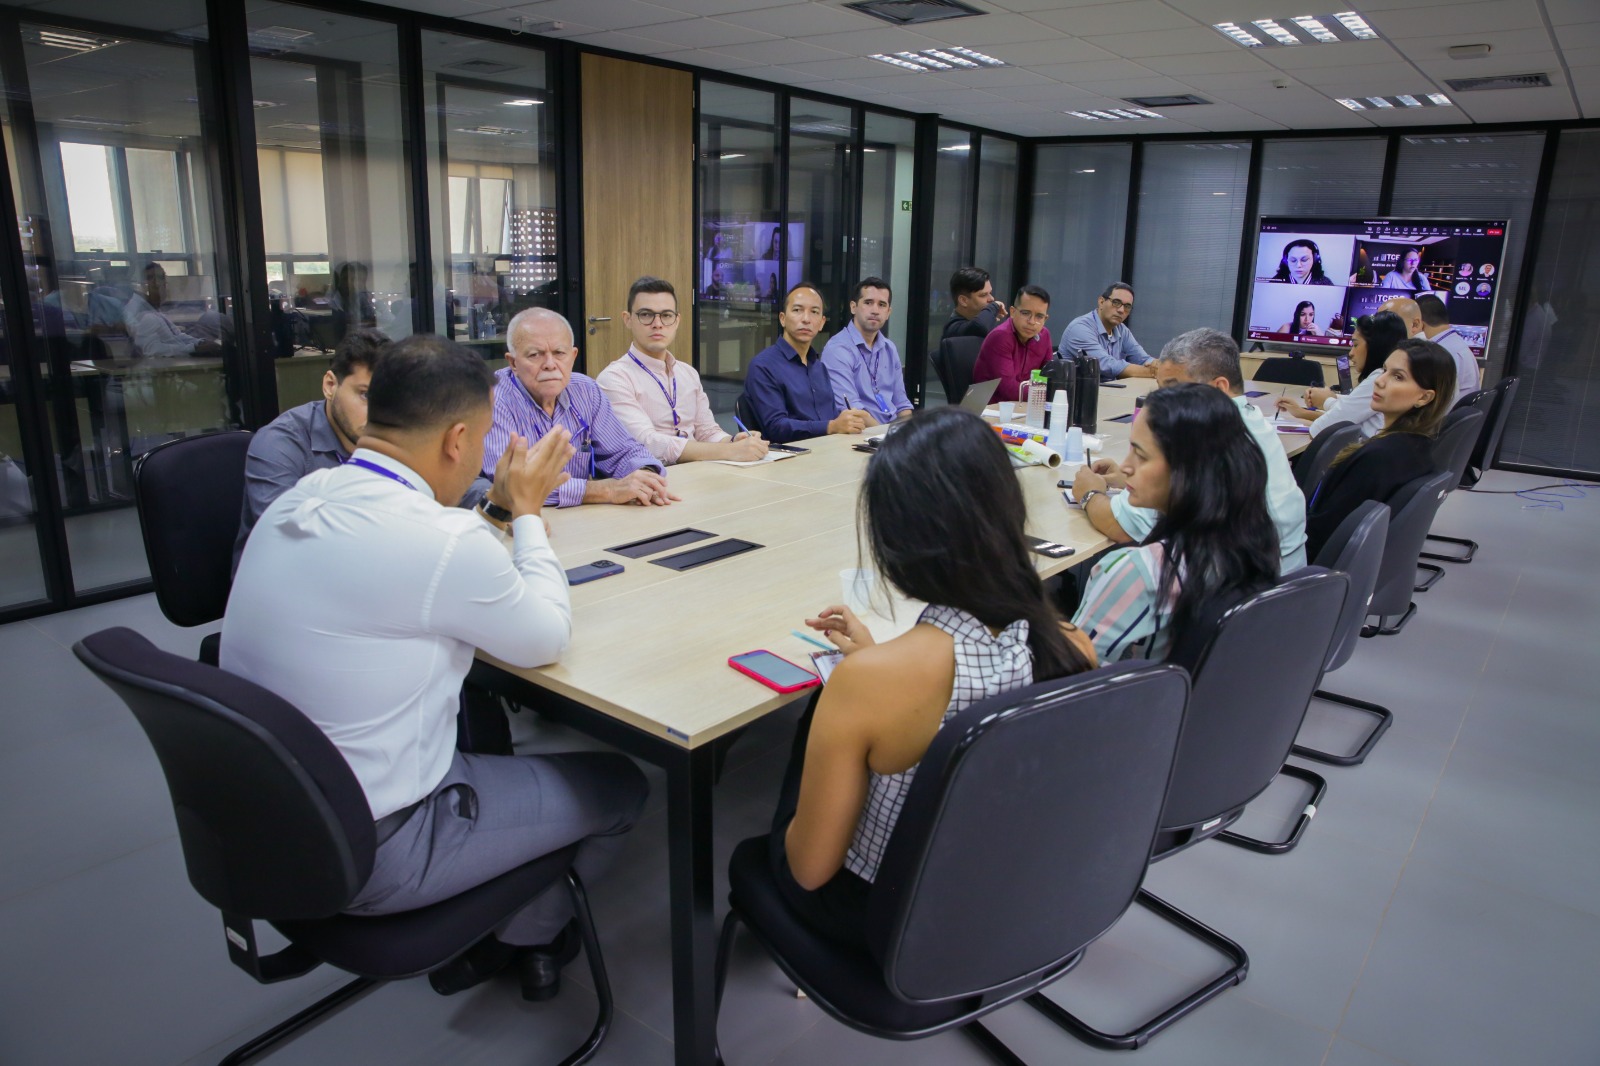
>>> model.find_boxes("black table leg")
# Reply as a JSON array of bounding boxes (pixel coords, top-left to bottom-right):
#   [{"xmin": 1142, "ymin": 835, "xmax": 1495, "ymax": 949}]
[{"xmin": 667, "ymin": 742, "xmax": 718, "ymax": 1066}]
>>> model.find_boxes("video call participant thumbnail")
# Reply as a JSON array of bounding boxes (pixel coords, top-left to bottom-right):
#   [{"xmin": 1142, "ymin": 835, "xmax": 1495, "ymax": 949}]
[{"xmin": 1268, "ymin": 238, "xmax": 1336, "ymax": 285}]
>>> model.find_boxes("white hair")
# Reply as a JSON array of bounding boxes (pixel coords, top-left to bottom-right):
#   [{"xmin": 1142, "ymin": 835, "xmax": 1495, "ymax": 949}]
[{"xmin": 506, "ymin": 307, "xmax": 575, "ymax": 350}]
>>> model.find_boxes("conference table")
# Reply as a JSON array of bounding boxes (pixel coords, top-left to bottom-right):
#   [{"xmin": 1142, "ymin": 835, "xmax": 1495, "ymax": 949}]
[{"xmin": 472, "ymin": 379, "xmax": 1308, "ymax": 1066}]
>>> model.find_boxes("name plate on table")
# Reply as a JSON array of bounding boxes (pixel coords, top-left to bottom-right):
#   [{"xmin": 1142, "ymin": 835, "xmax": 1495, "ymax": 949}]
[{"xmin": 650, "ymin": 538, "xmax": 763, "ymax": 572}]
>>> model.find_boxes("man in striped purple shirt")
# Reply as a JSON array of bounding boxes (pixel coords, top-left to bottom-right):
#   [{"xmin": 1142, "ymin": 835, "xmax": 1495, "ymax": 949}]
[{"xmin": 485, "ymin": 308, "xmax": 678, "ymax": 507}]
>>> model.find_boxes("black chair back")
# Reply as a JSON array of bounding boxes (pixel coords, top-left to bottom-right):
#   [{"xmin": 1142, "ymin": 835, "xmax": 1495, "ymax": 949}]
[
  {"xmin": 734, "ymin": 392, "xmax": 762, "ymax": 435},
  {"xmin": 1463, "ymin": 375, "xmax": 1517, "ymax": 487},
  {"xmin": 1157, "ymin": 569, "xmax": 1349, "ymax": 836},
  {"xmin": 1312, "ymin": 501, "xmax": 1389, "ymax": 673},
  {"xmin": 866, "ymin": 662, "xmax": 1189, "ymax": 1003},
  {"xmin": 1429, "ymin": 407, "xmax": 1485, "ymax": 487},
  {"xmin": 1368, "ymin": 470, "xmax": 1455, "ymax": 619},
  {"xmin": 73, "ymin": 627, "xmax": 374, "ymax": 920},
  {"xmin": 134, "ymin": 430, "xmax": 252, "ymax": 627},
  {"xmin": 1294, "ymin": 421, "xmax": 1363, "ymax": 496},
  {"xmin": 933, "ymin": 336, "xmax": 983, "ymax": 403},
  {"xmin": 1252, "ymin": 357, "xmax": 1325, "ymax": 387}
]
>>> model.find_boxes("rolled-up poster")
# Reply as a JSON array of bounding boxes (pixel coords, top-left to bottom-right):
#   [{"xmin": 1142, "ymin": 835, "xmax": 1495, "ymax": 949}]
[{"xmin": 1007, "ymin": 438, "xmax": 1062, "ymax": 468}]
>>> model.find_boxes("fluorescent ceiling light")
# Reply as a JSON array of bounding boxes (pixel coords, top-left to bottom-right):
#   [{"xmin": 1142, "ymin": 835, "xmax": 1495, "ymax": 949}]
[
  {"xmin": 895, "ymin": 50, "xmax": 953, "ymax": 70},
  {"xmin": 868, "ymin": 53, "xmax": 925, "ymax": 71},
  {"xmin": 1064, "ymin": 109, "xmax": 1164, "ymax": 122},
  {"xmin": 938, "ymin": 143, "xmax": 971, "ymax": 151},
  {"xmin": 947, "ymin": 46, "xmax": 1004, "ymax": 66},
  {"xmin": 1336, "ymin": 97, "xmax": 1366, "ymax": 110},
  {"xmin": 1290, "ymin": 15, "xmax": 1338, "ymax": 43},
  {"xmin": 1253, "ymin": 19, "xmax": 1300, "ymax": 45},
  {"xmin": 503, "ymin": 98, "xmax": 542, "ymax": 106},
  {"xmin": 1396, "ymin": 94, "xmax": 1422, "ymax": 107},
  {"xmin": 1213, "ymin": 21, "xmax": 1264, "ymax": 47},
  {"xmin": 1075, "ymin": 169, "xmax": 1096, "ymax": 173},
  {"xmin": 1367, "ymin": 96, "xmax": 1395, "ymax": 108},
  {"xmin": 1333, "ymin": 11, "xmax": 1378, "ymax": 39},
  {"xmin": 869, "ymin": 47, "xmax": 1006, "ymax": 72},
  {"xmin": 720, "ymin": 153, "xmax": 745, "ymax": 160},
  {"xmin": 1428, "ymin": 93, "xmax": 1453, "ymax": 106},
  {"xmin": 924, "ymin": 48, "xmax": 980, "ymax": 69}
]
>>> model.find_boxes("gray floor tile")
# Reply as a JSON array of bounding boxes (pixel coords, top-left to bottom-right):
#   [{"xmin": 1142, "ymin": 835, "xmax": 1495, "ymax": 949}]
[
  {"xmin": 0, "ymin": 618, "xmax": 129, "ymax": 753},
  {"xmin": 1339, "ymin": 859, "xmax": 1600, "ymax": 1066},
  {"xmin": 1288, "ymin": 730, "xmax": 1451, "ymax": 857},
  {"xmin": 26, "ymin": 590, "xmax": 219, "ymax": 658},
  {"xmin": 1324, "ymin": 1037, "xmax": 1412, "ymax": 1066}
]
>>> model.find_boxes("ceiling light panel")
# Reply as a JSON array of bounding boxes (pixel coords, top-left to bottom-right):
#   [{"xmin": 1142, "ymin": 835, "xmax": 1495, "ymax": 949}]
[
  {"xmin": 869, "ymin": 47, "xmax": 1007, "ymax": 72},
  {"xmin": 1331, "ymin": 93, "xmax": 1455, "ymax": 111},
  {"xmin": 1213, "ymin": 11, "xmax": 1383, "ymax": 49}
]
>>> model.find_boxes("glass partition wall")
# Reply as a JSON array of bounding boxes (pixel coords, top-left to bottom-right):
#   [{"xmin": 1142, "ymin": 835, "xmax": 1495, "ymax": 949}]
[
  {"xmin": 859, "ymin": 113, "xmax": 915, "ymax": 360},
  {"xmin": 1, "ymin": 1, "xmax": 240, "ymax": 595}
]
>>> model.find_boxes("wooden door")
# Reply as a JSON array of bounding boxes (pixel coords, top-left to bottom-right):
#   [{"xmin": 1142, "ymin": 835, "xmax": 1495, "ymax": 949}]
[{"xmin": 580, "ymin": 54, "xmax": 694, "ymax": 375}]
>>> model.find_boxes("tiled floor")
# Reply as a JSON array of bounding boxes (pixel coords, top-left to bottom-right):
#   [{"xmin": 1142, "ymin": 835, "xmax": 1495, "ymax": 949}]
[{"xmin": 2, "ymin": 471, "xmax": 1597, "ymax": 1065}]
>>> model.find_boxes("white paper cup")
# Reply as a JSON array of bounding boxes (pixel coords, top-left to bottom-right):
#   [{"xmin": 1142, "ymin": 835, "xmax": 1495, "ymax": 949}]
[
  {"xmin": 997, "ymin": 401, "xmax": 1016, "ymax": 423},
  {"xmin": 839, "ymin": 568, "xmax": 878, "ymax": 615}
]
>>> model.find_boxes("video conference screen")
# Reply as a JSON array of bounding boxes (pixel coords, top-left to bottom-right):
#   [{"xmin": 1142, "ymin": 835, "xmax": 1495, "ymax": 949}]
[
  {"xmin": 699, "ymin": 219, "xmax": 803, "ymax": 304},
  {"xmin": 1245, "ymin": 216, "xmax": 1509, "ymax": 359}
]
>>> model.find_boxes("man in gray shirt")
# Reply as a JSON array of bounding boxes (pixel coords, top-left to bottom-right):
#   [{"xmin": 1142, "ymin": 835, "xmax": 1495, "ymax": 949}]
[
  {"xmin": 232, "ymin": 328, "xmax": 386, "ymax": 571},
  {"xmin": 1057, "ymin": 281, "xmax": 1156, "ymax": 380}
]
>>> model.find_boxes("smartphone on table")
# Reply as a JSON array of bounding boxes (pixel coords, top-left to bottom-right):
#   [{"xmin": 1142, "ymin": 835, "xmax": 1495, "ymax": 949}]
[
  {"xmin": 565, "ymin": 559, "xmax": 624, "ymax": 585},
  {"xmin": 728, "ymin": 650, "xmax": 820, "ymax": 693}
]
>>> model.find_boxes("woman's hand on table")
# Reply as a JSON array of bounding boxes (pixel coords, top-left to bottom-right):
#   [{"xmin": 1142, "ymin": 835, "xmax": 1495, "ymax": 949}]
[{"xmin": 805, "ymin": 605, "xmax": 875, "ymax": 654}]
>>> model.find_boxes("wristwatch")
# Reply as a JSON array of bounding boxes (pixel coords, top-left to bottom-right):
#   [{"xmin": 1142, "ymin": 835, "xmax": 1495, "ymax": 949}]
[
  {"xmin": 478, "ymin": 499, "xmax": 513, "ymax": 523},
  {"xmin": 1079, "ymin": 489, "xmax": 1107, "ymax": 508}
]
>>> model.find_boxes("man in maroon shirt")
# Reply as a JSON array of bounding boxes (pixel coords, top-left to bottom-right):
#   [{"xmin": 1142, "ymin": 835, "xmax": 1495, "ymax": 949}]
[{"xmin": 972, "ymin": 284, "xmax": 1053, "ymax": 402}]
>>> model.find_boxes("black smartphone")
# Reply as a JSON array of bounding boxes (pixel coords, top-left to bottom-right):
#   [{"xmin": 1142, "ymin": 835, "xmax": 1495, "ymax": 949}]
[
  {"xmin": 1102, "ymin": 382, "xmax": 1128, "ymax": 389},
  {"xmin": 1336, "ymin": 353, "xmax": 1353, "ymax": 393},
  {"xmin": 565, "ymin": 559, "xmax": 624, "ymax": 585}
]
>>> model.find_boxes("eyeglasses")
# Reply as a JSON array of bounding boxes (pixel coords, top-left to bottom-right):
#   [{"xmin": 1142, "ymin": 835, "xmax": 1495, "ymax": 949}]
[
  {"xmin": 1014, "ymin": 308, "xmax": 1049, "ymax": 323},
  {"xmin": 632, "ymin": 310, "xmax": 679, "ymax": 326},
  {"xmin": 1104, "ymin": 297, "xmax": 1133, "ymax": 312}
]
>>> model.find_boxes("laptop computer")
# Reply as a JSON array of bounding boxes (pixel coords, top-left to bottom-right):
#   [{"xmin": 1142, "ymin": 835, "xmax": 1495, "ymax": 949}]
[{"xmin": 959, "ymin": 378, "xmax": 1000, "ymax": 415}]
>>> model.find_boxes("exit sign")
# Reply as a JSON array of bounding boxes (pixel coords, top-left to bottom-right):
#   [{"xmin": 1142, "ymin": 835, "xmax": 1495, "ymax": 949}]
[{"xmin": 901, "ymin": 200, "xmax": 912, "ymax": 212}]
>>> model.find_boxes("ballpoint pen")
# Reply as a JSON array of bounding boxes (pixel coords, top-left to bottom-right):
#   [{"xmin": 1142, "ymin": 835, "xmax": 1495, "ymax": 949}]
[{"xmin": 733, "ymin": 415, "xmax": 751, "ymax": 436}]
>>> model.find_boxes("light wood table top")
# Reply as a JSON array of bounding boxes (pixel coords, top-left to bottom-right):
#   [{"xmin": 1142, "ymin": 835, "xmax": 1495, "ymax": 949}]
[{"xmin": 480, "ymin": 379, "xmax": 1308, "ymax": 749}]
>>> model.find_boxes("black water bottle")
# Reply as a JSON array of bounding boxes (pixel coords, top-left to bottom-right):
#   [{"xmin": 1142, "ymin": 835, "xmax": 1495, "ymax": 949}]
[
  {"xmin": 1072, "ymin": 355, "xmax": 1099, "ymax": 433},
  {"xmin": 1041, "ymin": 359, "xmax": 1074, "ymax": 429}
]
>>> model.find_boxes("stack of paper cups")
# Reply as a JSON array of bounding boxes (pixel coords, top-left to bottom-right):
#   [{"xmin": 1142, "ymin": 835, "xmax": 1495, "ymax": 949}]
[{"xmin": 1064, "ymin": 426, "xmax": 1085, "ymax": 464}]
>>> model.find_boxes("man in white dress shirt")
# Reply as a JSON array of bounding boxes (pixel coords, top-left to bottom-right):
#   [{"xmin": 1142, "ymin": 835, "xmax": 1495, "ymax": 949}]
[
  {"xmin": 223, "ymin": 334, "xmax": 647, "ymax": 1001},
  {"xmin": 1416, "ymin": 294, "xmax": 1481, "ymax": 402},
  {"xmin": 595, "ymin": 276, "xmax": 767, "ymax": 464}
]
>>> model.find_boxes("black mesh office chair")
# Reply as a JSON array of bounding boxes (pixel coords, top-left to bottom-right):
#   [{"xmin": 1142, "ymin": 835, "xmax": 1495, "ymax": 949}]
[
  {"xmin": 714, "ymin": 662, "xmax": 1190, "ymax": 1063},
  {"xmin": 1032, "ymin": 569, "xmax": 1348, "ymax": 1048},
  {"xmin": 133, "ymin": 430, "xmax": 252, "ymax": 665},
  {"xmin": 73, "ymin": 627, "xmax": 613, "ymax": 1066},
  {"xmin": 1292, "ymin": 501, "xmax": 1393, "ymax": 766},
  {"xmin": 1423, "ymin": 377, "xmax": 1517, "ymax": 564},
  {"xmin": 1365, "ymin": 471, "xmax": 1456, "ymax": 636},
  {"xmin": 932, "ymin": 336, "xmax": 983, "ymax": 403},
  {"xmin": 1293, "ymin": 421, "xmax": 1363, "ymax": 497},
  {"xmin": 1414, "ymin": 406, "xmax": 1485, "ymax": 592},
  {"xmin": 734, "ymin": 392, "xmax": 762, "ymax": 436},
  {"xmin": 1252, "ymin": 356, "xmax": 1325, "ymax": 387}
]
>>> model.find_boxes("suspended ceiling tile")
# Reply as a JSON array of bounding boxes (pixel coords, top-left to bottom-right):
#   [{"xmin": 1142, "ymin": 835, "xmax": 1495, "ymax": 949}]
[
  {"xmin": 1370, "ymin": 0, "xmax": 1545, "ymax": 39},
  {"xmin": 1145, "ymin": 50, "xmax": 1275, "ymax": 77},
  {"xmin": 1544, "ymin": 0, "xmax": 1600, "ymax": 24},
  {"xmin": 983, "ymin": 0, "xmax": 1116, "ymax": 13},
  {"xmin": 994, "ymin": 81, "xmax": 1126, "ymax": 105},
  {"xmin": 627, "ymin": 17, "xmax": 781, "ymax": 49},
  {"xmin": 981, "ymin": 38, "xmax": 1122, "ymax": 66},
  {"xmin": 1065, "ymin": 75, "xmax": 1203, "ymax": 97},
  {"xmin": 1255, "ymin": 40, "xmax": 1400, "ymax": 71},
  {"xmin": 938, "ymin": 67, "xmax": 1057, "ymax": 89},
  {"xmin": 1084, "ymin": 26, "xmax": 1241, "ymax": 59},
  {"xmin": 717, "ymin": 2, "xmax": 881, "ymax": 38},
  {"xmin": 1032, "ymin": 58, "xmax": 1153, "ymax": 82},
  {"xmin": 1557, "ymin": 23, "xmax": 1600, "ymax": 47},
  {"xmin": 887, "ymin": 86, "xmax": 1010, "ymax": 108},
  {"xmin": 643, "ymin": 0, "xmax": 802, "ymax": 15},
  {"xmin": 1401, "ymin": 28, "xmax": 1559, "ymax": 62},
  {"xmin": 908, "ymin": 14, "xmax": 1064, "ymax": 48},
  {"xmin": 487, "ymin": 0, "xmax": 694, "ymax": 32},
  {"xmin": 699, "ymin": 38, "xmax": 849, "ymax": 65},
  {"xmin": 784, "ymin": 27, "xmax": 941, "ymax": 54},
  {"xmin": 1292, "ymin": 62, "xmax": 1431, "ymax": 89},
  {"xmin": 1445, "ymin": 84, "xmax": 1579, "ymax": 122},
  {"xmin": 1027, "ymin": 1, "xmax": 1197, "ymax": 37},
  {"xmin": 778, "ymin": 56, "xmax": 911, "ymax": 80}
]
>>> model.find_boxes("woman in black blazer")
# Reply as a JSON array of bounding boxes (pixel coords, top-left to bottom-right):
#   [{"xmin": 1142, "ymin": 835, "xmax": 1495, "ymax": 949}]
[{"xmin": 1304, "ymin": 338, "xmax": 1457, "ymax": 559}]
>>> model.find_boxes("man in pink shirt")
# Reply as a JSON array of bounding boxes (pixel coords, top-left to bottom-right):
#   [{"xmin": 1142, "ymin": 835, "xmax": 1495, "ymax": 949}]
[
  {"xmin": 971, "ymin": 284, "xmax": 1054, "ymax": 402},
  {"xmin": 596, "ymin": 276, "xmax": 767, "ymax": 464}
]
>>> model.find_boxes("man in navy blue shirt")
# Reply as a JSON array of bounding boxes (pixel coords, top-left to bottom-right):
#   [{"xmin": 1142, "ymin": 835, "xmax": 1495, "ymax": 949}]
[{"xmin": 743, "ymin": 283, "xmax": 870, "ymax": 444}]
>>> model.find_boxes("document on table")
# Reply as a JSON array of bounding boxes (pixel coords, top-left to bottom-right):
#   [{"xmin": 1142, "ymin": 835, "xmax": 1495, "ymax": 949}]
[{"xmin": 706, "ymin": 451, "xmax": 798, "ymax": 466}]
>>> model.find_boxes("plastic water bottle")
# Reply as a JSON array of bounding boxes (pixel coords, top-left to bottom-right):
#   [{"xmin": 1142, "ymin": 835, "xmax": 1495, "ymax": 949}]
[
  {"xmin": 1025, "ymin": 376, "xmax": 1048, "ymax": 430},
  {"xmin": 1047, "ymin": 390, "xmax": 1069, "ymax": 454},
  {"xmin": 1064, "ymin": 426, "xmax": 1086, "ymax": 465}
]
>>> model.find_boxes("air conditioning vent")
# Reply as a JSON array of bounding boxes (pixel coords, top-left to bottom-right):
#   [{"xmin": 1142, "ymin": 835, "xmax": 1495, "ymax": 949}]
[
  {"xmin": 1123, "ymin": 94, "xmax": 1210, "ymax": 108},
  {"xmin": 1444, "ymin": 72, "xmax": 1551, "ymax": 92},
  {"xmin": 847, "ymin": 0, "xmax": 984, "ymax": 27}
]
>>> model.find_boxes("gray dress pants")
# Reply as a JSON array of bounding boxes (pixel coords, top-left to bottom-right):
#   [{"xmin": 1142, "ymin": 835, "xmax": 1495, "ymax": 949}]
[{"xmin": 346, "ymin": 750, "xmax": 648, "ymax": 945}]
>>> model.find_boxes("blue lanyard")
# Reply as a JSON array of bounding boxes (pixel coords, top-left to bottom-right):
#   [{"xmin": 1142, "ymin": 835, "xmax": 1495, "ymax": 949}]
[
  {"xmin": 854, "ymin": 327, "xmax": 893, "ymax": 417},
  {"xmin": 628, "ymin": 352, "xmax": 682, "ymax": 436},
  {"xmin": 346, "ymin": 456, "xmax": 418, "ymax": 492},
  {"xmin": 515, "ymin": 377, "xmax": 597, "ymax": 481}
]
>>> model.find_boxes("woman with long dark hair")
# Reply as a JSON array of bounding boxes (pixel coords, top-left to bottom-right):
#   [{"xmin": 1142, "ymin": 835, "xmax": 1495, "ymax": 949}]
[
  {"xmin": 1073, "ymin": 383, "xmax": 1280, "ymax": 663},
  {"xmin": 1270, "ymin": 238, "xmax": 1333, "ymax": 285},
  {"xmin": 1303, "ymin": 338, "xmax": 1456, "ymax": 558},
  {"xmin": 773, "ymin": 406, "xmax": 1096, "ymax": 947},
  {"xmin": 1276, "ymin": 309, "xmax": 1409, "ymax": 439},
  {"xmin": 1276, "ymin": 299, "xmax": 1325, "ymax": 336}
]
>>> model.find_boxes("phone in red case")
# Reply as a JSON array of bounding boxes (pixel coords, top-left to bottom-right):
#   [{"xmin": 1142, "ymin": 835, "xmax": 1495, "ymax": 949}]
[{"xmin": 728, "ymin": 650, "xmax": 821, "ymax": 693}]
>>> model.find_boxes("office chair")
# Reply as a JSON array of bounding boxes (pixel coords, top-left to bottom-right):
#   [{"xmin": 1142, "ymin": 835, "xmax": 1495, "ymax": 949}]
[
  {"xmin": 1031, "ymin": 569, "xmax": 1348, "ymax": 1048},
  {"xmin": 714, "ymin": 661, "xmax": 1190, "ymax": 1063},
  {"xmin": 1413, "ymin": 406, "xmax": 1485, "ymax": 592},
  {"xmin": 133, "ymin": 430, "xmax": 252, "ymax": 665},
  {"xmin": 932, "ymin": 336, "xmax": 983, "ymax": 403},
  {"xmin": 1291, "ymin": 502, "xmax": 1393, "ymax": 766},
  {"xmin": 734, "ymin": 392, "xmax": 762, "ymax": 436},
  {"xmin": 1423, "ymin": 376, "xmax": 1518, "ymax": 565},
  {"xmin": 1292, "ymin": 421, "xmax": 1363, "ymax": 497},
  {"xmin": 1364, "ymin": 471, "xmax": 1456, "ymax": 636},
  {"xmin": 1252, "ymin": 356, "xmax": 1325, "ymax": 387},
  {"xmin": 73, "ymin": 626, "xmax": 612, "ymax": 1066}
]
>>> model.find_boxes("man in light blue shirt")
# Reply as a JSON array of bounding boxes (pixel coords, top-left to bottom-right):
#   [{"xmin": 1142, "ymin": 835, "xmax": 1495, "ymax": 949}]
[
  {"xmin": 1071, "ymin": 327, "xmax": 1307, "ymax": 574},
  {"xmin": 820, "ymin": 276, "xmax": 912, "ymax": 424},
  {"xmin": 1057, "ymin": 281, "xmax": 1156, "ymax": 381}
]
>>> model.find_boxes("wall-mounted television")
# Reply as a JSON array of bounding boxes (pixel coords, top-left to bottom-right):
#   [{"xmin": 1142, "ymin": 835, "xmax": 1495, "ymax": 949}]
[
  {"xmin": 699, "ymin": 218, "xmax": 803, "ymax": 304},
  {"xmin": 1245, "ymin": 216, "xmax": 1509, "ymax": 360}
]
